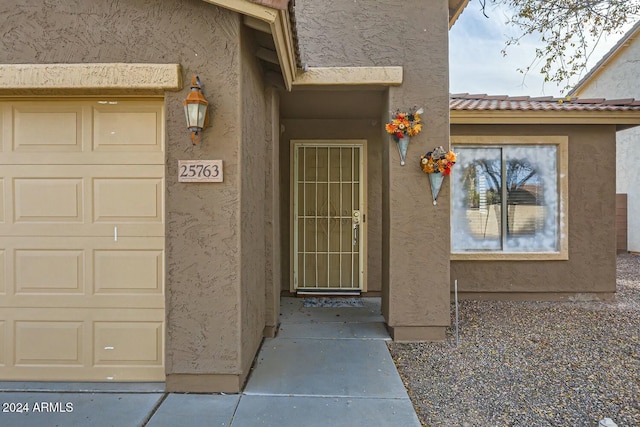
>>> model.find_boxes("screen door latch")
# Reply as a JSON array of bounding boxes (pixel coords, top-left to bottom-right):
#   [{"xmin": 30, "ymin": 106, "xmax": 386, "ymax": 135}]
[{"xmin": 352, "ymin": 210, "xmax": 361, "ymax": 246}]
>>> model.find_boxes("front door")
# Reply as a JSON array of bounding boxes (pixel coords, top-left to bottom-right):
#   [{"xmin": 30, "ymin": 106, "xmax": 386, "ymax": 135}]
[{"xmin": 292, "ymin": 141, "xmax": 366, "ymax": 293}]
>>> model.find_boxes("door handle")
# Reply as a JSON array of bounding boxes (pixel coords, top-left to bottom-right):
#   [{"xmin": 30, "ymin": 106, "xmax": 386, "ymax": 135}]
[
  {"xmin": 352, "ymin": 210, "xmax": 361, "ymax": 247},
  {"xmin": 353, "ymin": 223, "xmax": 359, "ymax": 247}
]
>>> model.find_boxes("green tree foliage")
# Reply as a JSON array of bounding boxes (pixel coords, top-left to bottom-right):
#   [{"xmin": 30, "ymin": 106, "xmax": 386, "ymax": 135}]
[{"xmin": 480, "ymin": 0, "xmax": 640, "ymax": 89}]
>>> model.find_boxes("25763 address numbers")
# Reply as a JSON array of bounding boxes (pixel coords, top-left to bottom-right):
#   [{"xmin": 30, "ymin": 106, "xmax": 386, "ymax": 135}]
[{"xmin": 178, "ymin": 160, "xmax": 223, "ymax": 183}]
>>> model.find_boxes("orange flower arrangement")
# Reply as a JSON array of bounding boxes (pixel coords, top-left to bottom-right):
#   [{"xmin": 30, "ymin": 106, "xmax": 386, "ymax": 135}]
[
  {"xmin": 420, "ymin": 146, "xmax": 457, "ymax": 176},
  {"xmin": 385, "ymin": 107, "xmax": 423, "ymax": 142}
]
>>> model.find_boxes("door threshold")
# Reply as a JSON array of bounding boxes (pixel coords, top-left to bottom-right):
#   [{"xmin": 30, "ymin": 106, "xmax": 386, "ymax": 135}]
[{"xmin": 296, "ymin": 291, "xmax": 362, "ymax": 296}]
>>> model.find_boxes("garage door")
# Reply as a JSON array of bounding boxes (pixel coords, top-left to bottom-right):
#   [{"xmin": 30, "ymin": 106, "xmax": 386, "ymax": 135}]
[{"xmin": 0, "ymin": 98, "xmax": 165, "ymax": 381}]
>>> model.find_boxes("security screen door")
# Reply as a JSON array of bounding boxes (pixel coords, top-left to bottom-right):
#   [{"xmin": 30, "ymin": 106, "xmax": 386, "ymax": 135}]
[{"xmin": 292, "ymin": 141, "xmax": 366, "ymax": 293}]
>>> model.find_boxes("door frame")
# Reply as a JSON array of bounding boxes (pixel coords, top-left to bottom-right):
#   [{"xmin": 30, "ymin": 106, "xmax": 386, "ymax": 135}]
[{"xmin": 290, "ymin": 139, "xmax": 368, "ymax": 293}]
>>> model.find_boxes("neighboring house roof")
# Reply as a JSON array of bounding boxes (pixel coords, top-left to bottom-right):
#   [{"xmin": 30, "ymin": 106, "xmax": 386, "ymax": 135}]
[
  {"xmin": 568, "ymin": 20, "xmax": 640, "ymax": 97},
  {"xmin": 449, "ymin": 0, "xmax": 470, "ymax": 28},
  {"xmin": 451, "ymin": 93, "xmax": 640, "ymax": 111},
  {"xmin": 450, "ymin": 93, "xmax": 640, "ymax": 129}
]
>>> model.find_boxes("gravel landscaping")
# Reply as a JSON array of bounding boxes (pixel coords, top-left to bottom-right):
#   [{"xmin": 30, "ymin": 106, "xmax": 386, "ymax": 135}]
[{"xmin": 388, "ymin": 253, "xmax": 640, "ymax": 427}]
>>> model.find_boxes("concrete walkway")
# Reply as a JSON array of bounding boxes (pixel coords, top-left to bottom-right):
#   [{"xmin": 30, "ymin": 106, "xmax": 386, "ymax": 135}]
[{"xmin": 0, "ymin": 298, "xmax": 421, "ymax": 427}]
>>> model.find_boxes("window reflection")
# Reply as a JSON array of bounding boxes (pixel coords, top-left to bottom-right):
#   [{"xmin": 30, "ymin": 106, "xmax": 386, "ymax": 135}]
[{"xmin": 452, "ymin": 145, "xmax": 558, "ymax": 253}]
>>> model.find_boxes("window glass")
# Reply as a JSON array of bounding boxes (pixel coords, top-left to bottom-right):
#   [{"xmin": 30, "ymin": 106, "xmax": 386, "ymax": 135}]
[
  {"xmin": 452, "ymin": 145, "xmax": 559, "ymax": 253},
  {"xmin": 452, "ymin": 147, "xmax": 502, "ymax": 250}
]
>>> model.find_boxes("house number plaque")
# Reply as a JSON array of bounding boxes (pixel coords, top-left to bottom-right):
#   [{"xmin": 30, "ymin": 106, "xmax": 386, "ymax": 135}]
[{"xmin": 178, "ymin": 160, "xmax": 223, "ymax": 183}]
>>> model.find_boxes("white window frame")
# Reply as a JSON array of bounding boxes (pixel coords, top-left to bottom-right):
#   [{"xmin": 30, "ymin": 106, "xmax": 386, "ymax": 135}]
[{"xmin": 450, "ymin": 135, "xmax": 569, "ymax": 261}]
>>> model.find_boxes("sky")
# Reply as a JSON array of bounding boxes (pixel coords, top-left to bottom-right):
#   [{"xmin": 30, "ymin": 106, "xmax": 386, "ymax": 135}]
[{"xmin": 448, "ymin": 2, "xmax": 632, "ymax": 97}]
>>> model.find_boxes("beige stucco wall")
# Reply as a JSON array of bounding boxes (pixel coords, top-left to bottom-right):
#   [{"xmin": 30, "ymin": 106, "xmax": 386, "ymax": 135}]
[
  {"xmin": 573, "ymin": 35, "xmax": 640, "ymax": 252},
  {"xmin": 264, "ymin": 89, "xmax": 281, "ymax": 335},
  {"xmin": 293, "ymin": 0, "xmax": 451, "ymax": 340},
  {"xmin": 239, "ymin": 24, "xmax": 270, "ymax": 378},
  {"xmin": 0, "ymin": 0, "xmax": 271, "ymax": 391},
  {"xmin": 450, "ymin": 124, "xmax": 617, "ymax": 298}
]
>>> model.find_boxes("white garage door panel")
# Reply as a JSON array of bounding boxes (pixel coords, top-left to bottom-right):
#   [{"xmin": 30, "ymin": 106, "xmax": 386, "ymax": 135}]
[
  {"xmin": 2, "ymin": 308, "xmax": 164, "ymax": 381},
  {"xmin": 93, "ymin": 177, "xmax": 163, "ymax": 224},
  {"xmin": 16, "ymin": 249, "xmax": 84, "ymax": 294},
  {"xmin": 93, "ymin": 321, "xmax": 163, "ymax": 365},
  {"xmin": 14, "ymin": 178, "xmax": 83, "ymax": 222},
  {"xmin": 0, "ymin": 99, "xmax": 164, "ymax": 165},
  {"xmin": 13, "ymin": 105, "xmax": 82, "ymax": 152},
  {"xmin": 94, "ymin": 107, "xmax": 161, "ymax": 152},
  {"xmin": 1, "ymin": 237, "xmax": 164, "ymax": 308},
  {"xmin": 0, "ymin": 98, "xmax": 165, "ymax": 382},
  {"xmin": 94, "ymin": 250, "xmax": 163, "ymax": 294},
  {"xmin": 15, "ymin": 321, "xmax": 84, "ymax": 365},
  {"xmin": 0, "ymin": 165, "xmax": 164, "ymax": 237}
]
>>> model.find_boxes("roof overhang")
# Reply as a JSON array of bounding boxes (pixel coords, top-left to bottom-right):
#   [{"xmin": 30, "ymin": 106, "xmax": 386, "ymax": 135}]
[
  {"xmin": 205, "ymin": 0, "xmax": 468, "ymax": 90},
  {"xmin": 292, "ymin": 66, "xmax": 403, "ymax": 89},
  {"xmin": 451, "ymin": 110, "xmax": 640, "ymax": 131},
  {"xmin": 450, "ymin": 94, "xmax": 640, "ymax": 131},
  {"xmin": 449, "ymin": 0, "xmax": 470, "ymax": 28},
  {"xmin": 203, "ymin": 0, "xmax": 298, "ymax": 90}
]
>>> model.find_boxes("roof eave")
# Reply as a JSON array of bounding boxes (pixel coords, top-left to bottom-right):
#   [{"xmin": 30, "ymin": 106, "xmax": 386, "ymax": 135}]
[
  {"xmin": 449, "ymin": 0, "xmax": 470, "ymax": 29},
  {"xmin": 204, "ymin": 0, "xmax": 278, "ymax": 21},
  {"xmin": 450, "ymin": 110, "xmax": 640, "ymax": 127},
  {"xmin": 204, "ymin": 0, "xmax": 297, "ymax": 90},
  {"xmin": 269, "ymin": 8, "xmax": 297, "ymax": 90},
  {"xmin": 207, "ymin": 0, "xmax": 468, "ymax": 90}
]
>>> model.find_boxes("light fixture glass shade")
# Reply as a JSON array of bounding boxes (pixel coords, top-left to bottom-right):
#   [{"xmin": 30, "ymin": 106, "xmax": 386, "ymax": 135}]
[
  {"xmin": 182, "ymin": 76, "xmax": 209, "ymax": 145},
  {"xmin": 185, "ymin": 101, "xmax": 207, "ymax": 130}
]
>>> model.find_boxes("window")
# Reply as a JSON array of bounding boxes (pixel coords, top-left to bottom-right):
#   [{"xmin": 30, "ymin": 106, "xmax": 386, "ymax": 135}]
[{"xmin": 451, "ymin": 136, "xmax": 568, "ymax": 260}]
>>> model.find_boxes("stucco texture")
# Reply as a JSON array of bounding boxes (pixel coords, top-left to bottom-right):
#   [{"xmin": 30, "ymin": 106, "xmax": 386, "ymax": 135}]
[
  {"xmin": 292, "ymin": 0, "xmax": 452, "ymax": 339},
  {"xmin": 0, "ymin": 0, "xmax": 270, "ymax": 387},
  {"xmin": 573, "ymin": 34, "xmax": 640, "ymax": 252},
  {"xmin": 450, "ymin": 124, "xmax": 618, "ymax": 297},
  {"xmin": 240, "ymin": 24, "xmax": 270, "ymax": 375}
]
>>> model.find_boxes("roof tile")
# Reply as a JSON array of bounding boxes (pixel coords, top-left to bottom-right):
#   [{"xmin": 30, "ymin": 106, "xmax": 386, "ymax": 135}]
[
  {"xmin": 573, "ymin": 98, "xmax": 605, "ymax": 104},
  {"xmin": 529, "ymin": 96, "xmax": 555, "ymax": 101},
  {"xmin": 603, "ymin": 98, "xmax": 636, "ymax": 105},
  {"xmin": 449, "ymin": 94, "xmax": 640, "ymax": 112}
]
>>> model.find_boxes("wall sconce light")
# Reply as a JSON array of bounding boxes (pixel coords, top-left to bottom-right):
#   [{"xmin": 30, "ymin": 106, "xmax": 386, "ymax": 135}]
[{"xmin": 183, "ymin": 76, "xmax": 209, "ymax": 145}]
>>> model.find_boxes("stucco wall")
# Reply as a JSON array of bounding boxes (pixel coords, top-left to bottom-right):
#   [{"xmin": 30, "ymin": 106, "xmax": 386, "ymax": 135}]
[
  {"xmin": 577, "ymin": 34, "xmax": 640, "ymax": 97},
  {"xmin": 450, "ymin": 124, "xmax": 617, "ymax": 297},
  {"xmin": 239, "ymin": 25, "xmax": 268, "ymax": 376},
  {"xmin": 294, "ymin": 0, "xmax": 451, "ymax": 340},
  {"xmin": 264, "ymin": 90, "xmax": 281, "ymax": 334},
  {"xmin": 0, "ymin": 0, "xmax": 256, "ymax": 388},
  {"xmin": 574, "ymin": 35, "xmax": 640, "ymax": 252}
]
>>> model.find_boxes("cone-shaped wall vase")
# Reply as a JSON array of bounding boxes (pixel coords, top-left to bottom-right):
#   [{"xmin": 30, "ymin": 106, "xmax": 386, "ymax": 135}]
[
  {"xmin": 428, "ymin": 172, "xmax": 444, "ymax": 205},
  {"xmin": 395, "ymin": 136, "xmax": 410, "ymax": 166}
]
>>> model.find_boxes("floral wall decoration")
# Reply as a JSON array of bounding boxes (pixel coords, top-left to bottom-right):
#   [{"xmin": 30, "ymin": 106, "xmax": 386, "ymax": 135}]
[
  {"xmin": 420, "ymin": 146, "xmax": 457, "ymax": 205},
  {"xmin": 385, "ymin": 106, "xmax": 423, "ymax": 165}
]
